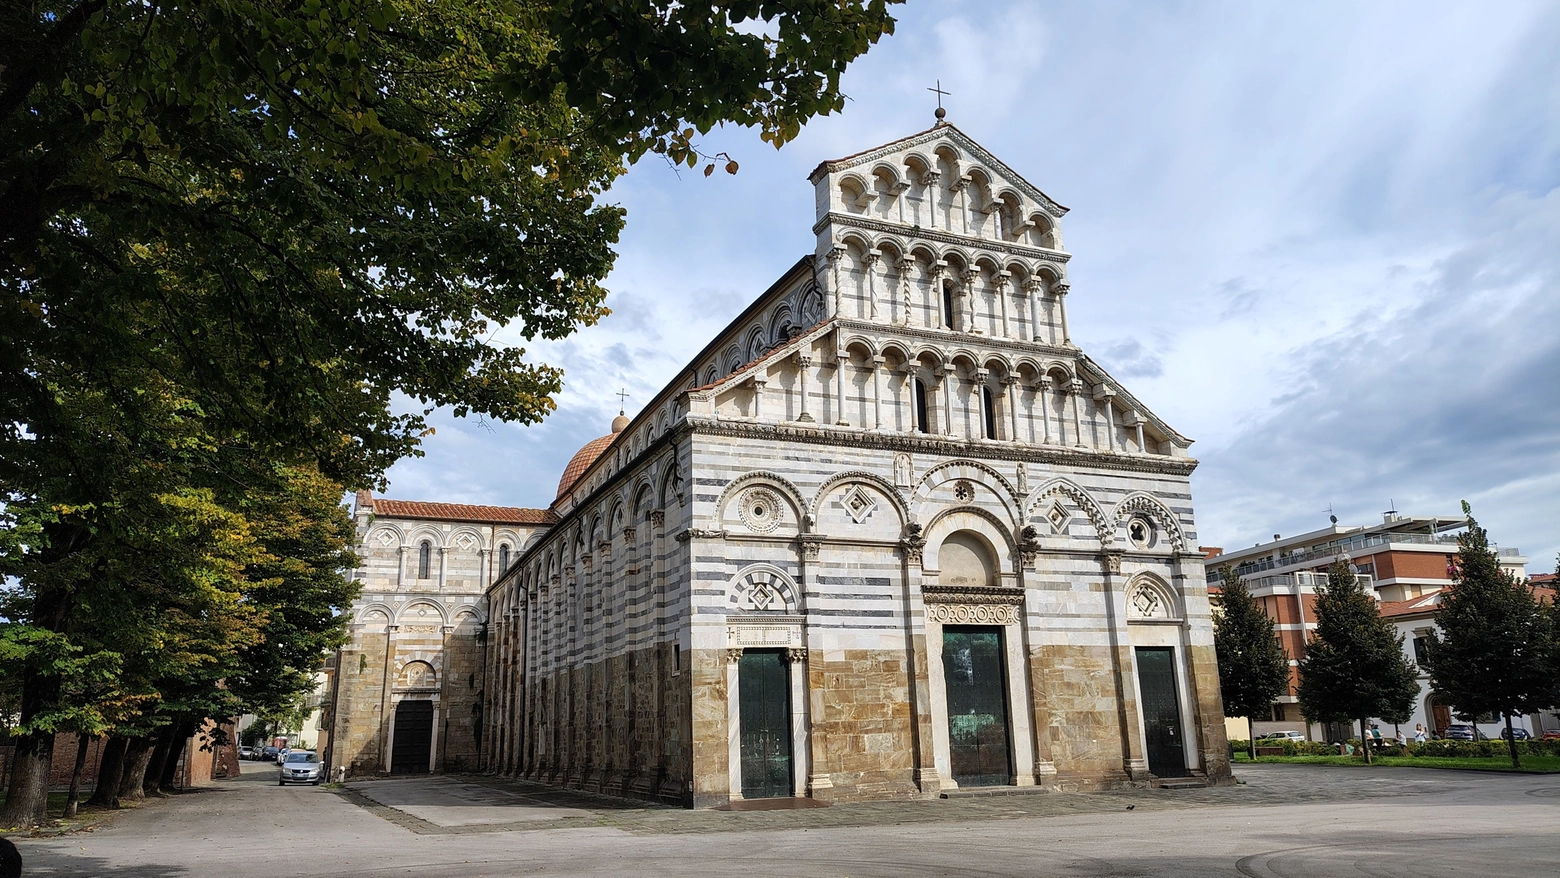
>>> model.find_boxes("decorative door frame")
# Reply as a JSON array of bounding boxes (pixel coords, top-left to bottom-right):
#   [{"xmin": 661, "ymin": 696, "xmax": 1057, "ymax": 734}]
[
  {"xmin": 725, "ymin": 615, "xmax": 810, "ymax": 799},
  {"xmin": 921, "ymin": 585, "xmax": 1035, "ymax": 789}
]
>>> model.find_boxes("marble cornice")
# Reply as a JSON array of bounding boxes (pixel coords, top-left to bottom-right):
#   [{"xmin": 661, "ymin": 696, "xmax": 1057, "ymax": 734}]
[
  {"xmin": 832, "ymin": 318, "xmax": 1078, "ymax": 360},
  {"xmin": 683, "ymin": 415, "xmax": 1198, "ymax": 477},
  {"xmin": 813, "ymin": 213, "xmax": 1072, "ymax": 265}
]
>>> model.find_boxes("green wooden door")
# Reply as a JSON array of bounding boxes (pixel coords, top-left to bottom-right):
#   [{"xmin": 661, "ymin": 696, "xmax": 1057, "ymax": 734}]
[
  {"xmin": 1135, "ymin": 647, "xmax": 1188, "ymax": 778},
  {"xmin": 391, "ymin": 700, "xmax": 433, "ymax": 775},
  {"xmin": 738, "ymin": 650, "xmax": 792, "ymax": 799},
  {"xmin": 942, "ymin": 627, "xmax": 1011, "ymax": 787}
]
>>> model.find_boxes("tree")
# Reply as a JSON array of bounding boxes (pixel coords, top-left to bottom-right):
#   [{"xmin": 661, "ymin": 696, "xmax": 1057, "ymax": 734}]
[
  {"xmin": 1213, "ymin": 565, "xmax": 1291, "ymax": 760},
  {"xmin": 1297, "ymin": 559, "xmax": 1419, "ymax": 764},
  {"xmin": 0, "ymin": 1, "xmax": 898, "ymax": 827},
  {"xmin": 1423, "ymin": 504, "xmax": 1557, "ymax": 769}
]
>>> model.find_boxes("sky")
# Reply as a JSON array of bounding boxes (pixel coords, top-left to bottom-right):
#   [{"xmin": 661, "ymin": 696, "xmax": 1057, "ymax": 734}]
[{"xmin": 381, "ymin": 1, "xmax": 1560, "ymax": 572}]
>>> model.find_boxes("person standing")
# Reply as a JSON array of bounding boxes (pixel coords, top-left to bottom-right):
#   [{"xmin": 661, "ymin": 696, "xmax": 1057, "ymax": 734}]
[{"xmin": 1414, "ymin": 723, "xmax": 1427, "ymax": 744}]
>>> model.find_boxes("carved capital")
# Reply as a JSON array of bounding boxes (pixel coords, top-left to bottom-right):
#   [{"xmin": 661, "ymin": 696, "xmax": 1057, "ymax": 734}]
[
  {"xmin": 726, "ymin": 648, "xmax": 744, "ymax": 664},
  {"xmin": 959, "ymin": 269, "xmax": 979, "ymax": 287},
  {"xmin": 785, "ymin": 647, "xmax": 809, "ymax": 664},
  {"xmin": 1052, "ymin": 282, "xmax": 1070, "ymax": 297},
  {"xmin": 897, "ymin": 256, "xmax": 916, "ymax": 274},
  {"xmin": 1102, "ymin": 552, "xmax": 1123, "ymax": 575},
  {"xmin": 825, "ymin": 246, "xmax": 845, "ymax": 264},
  {"xmin": 580, "ymin": 553, "xmax": 593, "ymax": 568},
  {"xmin": 798, "ymin": 534, "xmax": 824, "ymax": 561},
  {"xmin": 649, "ymin": 510, "xmax": 665, "ymax": 528},
  {"xmin": 597, "ymin": 539, "xmax": 612, "ymax": 554},
  {"xmin": 1023, "ymin": 277, "xmax": 1045, "ymax": 293},
  {"xmin": 1018, "ymin": 524, "xmax": 1041, "ymax": 568},
  {"xmin": 622, "ymin": 526, "xmax": 636, "ymax": 541},
  {"xmin": 1067, "ymin": 379, "xmax": 1085, "ymax": 395}
]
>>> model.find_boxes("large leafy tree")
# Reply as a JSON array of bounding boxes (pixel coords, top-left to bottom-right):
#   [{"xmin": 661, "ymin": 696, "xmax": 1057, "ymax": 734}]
[
  {"xmin": 1213, "ymin": 565, "xmax": 1291, "ymax": 759},
  {"xmin": 1297, "ymin": 559, "xmax": 1419, "ymax": 764},
  {"xmin": 1423, "ymin": 504, "xmax": 1557, "ymax": 769},
  {"xmin": 0, "ymin": 0, "xmax": 899, "ymax": 827}
]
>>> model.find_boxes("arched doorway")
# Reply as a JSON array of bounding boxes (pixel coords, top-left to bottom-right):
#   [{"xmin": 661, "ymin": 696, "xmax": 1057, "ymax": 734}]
[
  {"xmin": 934, "ymin": 529, "xmax": 1012, "ymax": 787},
  {"xmin": 391, "ymin": 700, "xmax": 434, "ymax": 774}
]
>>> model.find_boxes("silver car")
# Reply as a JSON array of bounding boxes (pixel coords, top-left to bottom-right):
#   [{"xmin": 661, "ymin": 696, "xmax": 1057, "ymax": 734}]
[{"xmin": 278, "ymin": 750, "xmax": 322, "ymax": 786}]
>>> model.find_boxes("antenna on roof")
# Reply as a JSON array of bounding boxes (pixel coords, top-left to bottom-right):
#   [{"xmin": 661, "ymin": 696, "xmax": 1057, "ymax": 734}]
[{"xmin": 1327, "ymin": 503, "xmax": 1337, "ymax": 525}]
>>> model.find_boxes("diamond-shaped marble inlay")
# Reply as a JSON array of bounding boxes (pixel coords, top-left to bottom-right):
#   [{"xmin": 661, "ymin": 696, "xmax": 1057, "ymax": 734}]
[
  {"xmin": 1046, "ymin": 501, "xmax": 1072, "ymax": 534},
  {"xmin": 840, "ymin": 484, "xmax": 878, "ymax": 524},
  {"xmin": 376, "ymin": 530, "xmax": 397, "ymax": 547}
]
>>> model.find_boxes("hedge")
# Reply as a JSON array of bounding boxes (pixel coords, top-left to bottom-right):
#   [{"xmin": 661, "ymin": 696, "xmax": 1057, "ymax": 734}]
[{"xmin": 1230, "ymin": 737, "xmax": 1560, "ymax": 758}]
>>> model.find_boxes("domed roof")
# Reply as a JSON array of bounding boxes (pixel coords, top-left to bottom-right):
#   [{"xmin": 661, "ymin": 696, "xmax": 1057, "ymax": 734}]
[{"xmin": 554, "ymin": 415, "xmax": 627, "ymax": 502}]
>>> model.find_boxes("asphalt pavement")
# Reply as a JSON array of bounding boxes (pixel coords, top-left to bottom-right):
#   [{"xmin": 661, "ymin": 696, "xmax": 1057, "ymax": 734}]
[{"xmin": 11, "ymin": 759, "xmax": 1559, "ymax": 877}]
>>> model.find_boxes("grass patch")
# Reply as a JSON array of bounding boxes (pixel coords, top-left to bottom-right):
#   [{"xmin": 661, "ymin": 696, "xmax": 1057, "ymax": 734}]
[{"xmin": 1232, "ymin": 752, "xmax": 1560, "ymax": 773}]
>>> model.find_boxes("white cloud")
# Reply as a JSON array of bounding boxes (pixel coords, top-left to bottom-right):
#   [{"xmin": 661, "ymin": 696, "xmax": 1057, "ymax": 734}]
[{"xmin": 383, "ymin": 1, "xmax": 1560, "ymax": 567}]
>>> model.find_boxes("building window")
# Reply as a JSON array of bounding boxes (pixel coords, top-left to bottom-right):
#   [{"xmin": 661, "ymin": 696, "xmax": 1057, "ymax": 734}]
[
  {"xmin": 981, "ymin": 385, "xmax": 997, "ymax": 439},
  {"xmin": 1270, "ymin": 703, "xmax": 1286, "ymax": 722},
  {"xmin": 913, "ymin": 378, "xmax": 930, "ymax": 433},
  {"xmin": 498, "ymin": 544, "xmax": 510, "ymax": 573},
  {"xmin": 941, "ymin": 281, "xmax": 955, "ymax": 330},
  {"xmin": 1412, "ymin": 635, "xmax": 1429, "ymax": 666},
  {"xmin": 418, "ymin": 540, "xmax": 431, "ymax": 579}
]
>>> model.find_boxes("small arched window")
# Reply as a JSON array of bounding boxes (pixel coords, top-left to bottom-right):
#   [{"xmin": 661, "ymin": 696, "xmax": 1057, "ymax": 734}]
[
  {"xmin": 913, "ymin": 378, "xmax": 931, "ymax": 433},
  {"xmin": 982, "ymin": 385, "xmax": 997, "ymax": 440},
  {"xmin": 498, "ymin": 544, "xmax": 510, "ymax": 573},
  {"xmin": 418, "ymin": 540, "xmax": 431, "ymax": 579}
]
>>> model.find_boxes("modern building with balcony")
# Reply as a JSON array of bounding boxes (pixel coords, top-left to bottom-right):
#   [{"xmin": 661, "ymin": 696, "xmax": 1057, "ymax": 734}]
[{"xmin": 1203, "ymin": 512, "xmax": 1531, "ymax": 742}]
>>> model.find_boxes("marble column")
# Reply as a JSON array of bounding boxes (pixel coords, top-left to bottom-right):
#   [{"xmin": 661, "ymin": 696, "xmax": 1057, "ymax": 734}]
[
  {"xmin": 752, "ymin": 376, "xmax": 765, "ymax": 420},
  {"xmin": 1055, "ymin": 282, "xmax": 1072, "ymax": 346},
  {"xmin": 995, "ymin": 270, "xmax": 1012, "ymax": 338},
  {"xmin": 795, "ymin": 354, "xmax": 814, "ymax": 422},
  {"xmin": 974, "ymin": 368, "xmax": 990, "ymax": 440},
  {"xmin": 825, "ymin": 246, "xmax": 845, "ymax": 318},
  {"xmin": 1094, "ymin": 386, "xmax": 1118, "ymax": 451},
  {"xmin": 1025, "ymin": 277, "xmax": 1044, "ymax": 342},
  {"xmin": 897, "ymin": 256, "xmax": 916, "ymax": 326},
  {"xmin": 834, "ymin": 353, "xmax": 850, "ymax": 426},
  {"xmin": 960, "ymin": 269, "xmax": 980, "ymax": 334},
  {"xmin": 864, "ymin": 250, "xmax": 881, "ymax": 320},
  {"xmin": 1004, "ymin": 376, "xmax": 1021, "ymax": 443},
  {"xmin": 1038, "ymin": 377, "xmax": 1054, "ymax": 444},
  {"xmin": 871, "ymin": 355, "xmax": 885, "ymax": 429},
  {"xmin": 1068, "ymin": 379, "xmax": 1086, "ymax": 448}
]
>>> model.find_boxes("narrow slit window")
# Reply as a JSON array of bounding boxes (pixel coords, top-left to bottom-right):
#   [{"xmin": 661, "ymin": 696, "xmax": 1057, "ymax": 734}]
[
  {"xmin": 942, "ymin": 281, "xmax": 955, "ymax": 330},
  {"xmin": 418, "ymin": 540, "xmax": 432, "ymax": 579},
  {"xmin": 498, "ymin": 544, "xmax": 510, "ymax": 573},
  {"xmin": 982, "ymin": 385, "xmax": 998, "ymax": 439}
]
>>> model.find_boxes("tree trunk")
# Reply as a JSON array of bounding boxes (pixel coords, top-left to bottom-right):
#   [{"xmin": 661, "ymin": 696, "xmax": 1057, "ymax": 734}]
[
  {"xmin": 86, "ymin": 736, "xmax": 127, "ymax": 808},
  {"xmin": 160, "ymin": 719, "xmax": 197, "ymax": 792},
  {"xmin": 63, "ymin": 733, "xmax": 92, "ymax": 818},
  {"xmin": 117, "ymin": 737, "xmax": 155, "ymax": 804},
  {"xmin": 1359, "ymin": 718, "xmax": 1372, "ymax": 764},
  {"xmin": 0, "ymin": 729, "xmax": 57, "ymax": 827},
  {"xmin": 1247, "ymin": 716, "xmax": 1257, "ymax": 761},
  {"xmin": 1505, "ymin": 713, "xmax": 1521, "ymax": 770},
  {"xmin": 143, "ymin": 725, "xmax": 177, "ymax": 798},
  {"xmin": 0, "ymin": 566, "xmax": 76, "ymax": 829}
]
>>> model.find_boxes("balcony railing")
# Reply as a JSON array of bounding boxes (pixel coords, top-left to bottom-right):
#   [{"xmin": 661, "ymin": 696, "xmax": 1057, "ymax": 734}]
[
  {"xmin": 1244, "ymin": 571, "xmax": 1374, "ymax": 593},
  {"xmin": 1214, "ymin": 531, "xmax": 1519, "ymax": 580}
]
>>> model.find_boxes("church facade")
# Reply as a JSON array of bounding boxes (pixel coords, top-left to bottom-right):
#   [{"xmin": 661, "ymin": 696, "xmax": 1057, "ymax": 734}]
[{"xmin": 328, "ymin": 122, "xmax": 1232, "ymax": 805}]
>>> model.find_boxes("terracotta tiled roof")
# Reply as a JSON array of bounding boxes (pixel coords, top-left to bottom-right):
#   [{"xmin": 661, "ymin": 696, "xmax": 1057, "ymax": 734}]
[
  {"xmin": 372, "ymin": 499, "xmax": 554, "ymax": 526},
  {"xmin": 555, "ymin": 433, "xmax": 617, "ymax": 502}
]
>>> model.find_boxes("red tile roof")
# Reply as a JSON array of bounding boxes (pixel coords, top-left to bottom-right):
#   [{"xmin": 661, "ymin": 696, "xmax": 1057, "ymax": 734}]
[
  {"xmin": 372, "ymin": 499, "xmax": 554, "ymax": 526},
  {"xmin": 555, "ymin": 433, "xmax": 617, "ymax": 502}
]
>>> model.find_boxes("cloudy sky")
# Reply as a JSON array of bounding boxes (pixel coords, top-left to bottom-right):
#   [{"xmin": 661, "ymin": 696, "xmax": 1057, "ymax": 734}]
[{"xmin": 383, "ymin": 1, "xmax": 1560, "ymax": 571}]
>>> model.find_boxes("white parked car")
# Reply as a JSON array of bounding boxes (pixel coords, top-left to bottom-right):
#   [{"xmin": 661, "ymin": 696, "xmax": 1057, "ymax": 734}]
[
  {"xmin": 1259, "ymin": 731, "xmax": 1306, "ymax": 743},
  {"xmin": 278, "ymin": 750, "xmax": 322, "ymax": 786}
]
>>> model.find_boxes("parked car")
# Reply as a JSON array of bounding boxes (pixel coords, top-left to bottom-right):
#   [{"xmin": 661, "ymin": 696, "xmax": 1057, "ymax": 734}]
[
  {"xmin": 238, "ymin": 746, "xmax": 255, "ymax": 760},
  {"xmin": 1500, "ymin": 728, "xmax": 1532, "ymax": 740},
  {"xmin": 1442, "ymin": 724, "xmax": 1477, "ymax": 741},
  {"xmin": 1258, "ymin": 731, "xmax": 1306, "ymax": 743},
  {"xmin": 1542, "ymin": 730, "xmax": 1560, "ymax": 740},
  {"xmin": 260, "ymin": 746, "xmax": 280, "ymax": 761},
  {"xmin": 278, "ymin": 750, "xmax": 322, "ymax": 786},
  {"xmin": 275, "ymin": 747, "xmax": 291, "ymax": 765}
]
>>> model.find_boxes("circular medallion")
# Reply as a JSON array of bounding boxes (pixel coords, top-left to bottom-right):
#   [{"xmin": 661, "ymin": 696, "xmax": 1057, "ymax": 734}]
[{"xmin": 739, "ymin": 488, "xmax": 782, "ymax": 533}]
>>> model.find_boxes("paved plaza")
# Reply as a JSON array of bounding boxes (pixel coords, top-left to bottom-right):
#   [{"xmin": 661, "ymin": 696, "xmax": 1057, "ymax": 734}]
[{"xmin": 13, "ymin": 760, "xmax": 1559, "ymax": 876}]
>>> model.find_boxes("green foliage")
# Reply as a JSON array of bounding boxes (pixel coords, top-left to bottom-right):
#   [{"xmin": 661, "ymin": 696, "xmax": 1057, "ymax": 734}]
[
  {"xmin": 1297, "ymin": 560, "xmax": 1420, "ymax": 732},
  {"xmin": 1422, "ymin": 505, "xmax": 1557, "ymax": 768},
  {"xmin": 0, "ymin": 0, "xmax": 897, "ymax": 827},
  {"xmin": 1213, "ymin": 565, "xmax": 1291, "ymax": 721}
]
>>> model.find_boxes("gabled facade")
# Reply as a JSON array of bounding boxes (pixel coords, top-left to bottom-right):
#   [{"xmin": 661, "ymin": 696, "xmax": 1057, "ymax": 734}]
[{"xmin": 478, "ymin": 122, "xmax": 1232, "ymax": 806}]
